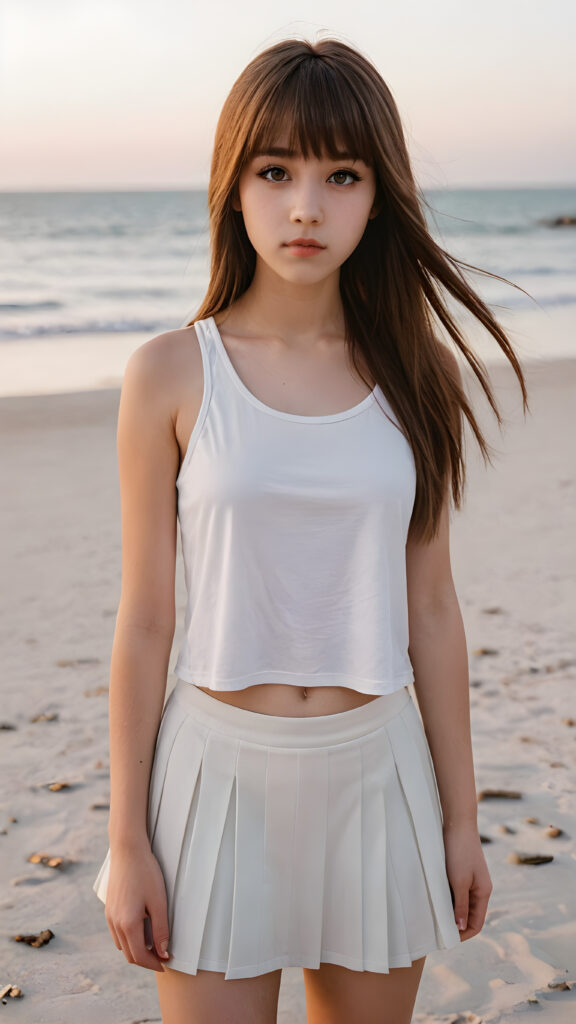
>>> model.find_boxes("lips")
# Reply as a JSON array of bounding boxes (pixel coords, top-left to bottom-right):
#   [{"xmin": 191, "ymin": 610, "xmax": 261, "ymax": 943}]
[{"xmin": 285, "ymin": 238, "xmax": 325, "ymax": 248}]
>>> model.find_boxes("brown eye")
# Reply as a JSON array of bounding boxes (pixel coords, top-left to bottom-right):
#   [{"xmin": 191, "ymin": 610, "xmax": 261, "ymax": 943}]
[
  {"xmin": 329, "ymin": 170, "xmax": 360, "ymax": 186},
  {"xmin": 258, "ymin": 167, "xmax": 287, "ymax": 182}
]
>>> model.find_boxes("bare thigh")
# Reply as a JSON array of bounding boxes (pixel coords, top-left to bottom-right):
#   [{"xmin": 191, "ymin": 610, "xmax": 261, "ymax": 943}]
[
  {"xmin": 155, "ymin": 965, "xmax": 282, "ymax": 1024},
  {"xmin": 303, "ymin": 956, "xmax": 426, "ymax": 1024}
]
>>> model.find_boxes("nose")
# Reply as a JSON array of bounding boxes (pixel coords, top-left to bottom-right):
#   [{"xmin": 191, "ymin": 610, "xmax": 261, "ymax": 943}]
[{"xmin": 289, "ymin": 181, "xmax": 323, "ymax": 226}]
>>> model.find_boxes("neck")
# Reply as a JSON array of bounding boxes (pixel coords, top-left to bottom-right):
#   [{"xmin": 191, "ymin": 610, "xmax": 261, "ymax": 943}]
[{"xmin": 230, "ymin": 261, "xmax": 346, "ymax": 344}]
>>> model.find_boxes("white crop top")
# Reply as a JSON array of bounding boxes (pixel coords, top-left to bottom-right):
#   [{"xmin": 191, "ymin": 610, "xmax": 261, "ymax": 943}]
[{"xmin": 172, "ymin": 316, "xmax": 417, "ymax": 696}]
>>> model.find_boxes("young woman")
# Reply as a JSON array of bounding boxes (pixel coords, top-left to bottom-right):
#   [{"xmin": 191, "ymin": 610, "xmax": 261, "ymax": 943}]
[{"xmin": 93, "ymin": 37, "xmax": 529, "ymax": 1024}]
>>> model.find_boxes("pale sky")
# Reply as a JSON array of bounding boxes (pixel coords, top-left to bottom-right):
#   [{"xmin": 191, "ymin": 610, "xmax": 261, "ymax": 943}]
[{"xmin": 1, "ymin": 0, "xmax": 575, "ymax": 191}]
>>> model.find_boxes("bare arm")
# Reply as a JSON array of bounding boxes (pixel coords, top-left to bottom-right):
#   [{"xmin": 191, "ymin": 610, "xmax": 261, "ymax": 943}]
[
  {"xmin": 406, "ymin": 497, "xmax": 477, "ymax": 828},
  {"xmin": 107, "ymin": 334, "xmax": 181, "ymax": 854},
  {"xmin": 405, "ymin": 347, "xmax": 492, "ymax": 940},
  {"xmin": 406, "ymin": 503, "xmax": 494, "ymax": 938}
]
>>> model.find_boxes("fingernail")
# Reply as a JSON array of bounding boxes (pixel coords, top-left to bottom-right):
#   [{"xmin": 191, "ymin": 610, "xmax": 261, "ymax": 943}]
[
  {"xmin": 457, "ymin": 918, "xmax": 466, "ymax": 931},
  {"xmin": 160, "ymin": 940, "xmax": 169, "ymax": 957}
]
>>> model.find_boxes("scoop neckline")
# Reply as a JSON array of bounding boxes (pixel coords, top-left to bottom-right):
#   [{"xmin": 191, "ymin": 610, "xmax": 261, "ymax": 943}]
[{"xmin": 206, "ymin": 316, "xmax": 377, "ymax": 423}]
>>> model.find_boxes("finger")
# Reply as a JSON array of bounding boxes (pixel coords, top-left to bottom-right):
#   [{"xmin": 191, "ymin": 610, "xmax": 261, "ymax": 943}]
[
  {"xmin": 145, "ymin": 908, "xmax": 171, "ymax": 962},
  {"xmin": 451, "ymin": 884, "xmax": 470, "ymax": 933},
  {"xmin": 457, "ymin": 893, "xmax": 491, "ymax": 940},
  {"xmin": 124, "ymin": 920, "xmax": 167, "ymax": 973},
  {"xmin": 144, "ymin": 914, "xmax": 154, "ymax": 950},
  {"xmin": 105, "ymin": 915, "xmax": 123, "ymax": 953},
  {"xmin": 116, "ymin": 926, "xmax": 134, "ymax": 963},
  {"xmin": 466, "ymin": 888, "xmax": 492, "ymax": 935}
]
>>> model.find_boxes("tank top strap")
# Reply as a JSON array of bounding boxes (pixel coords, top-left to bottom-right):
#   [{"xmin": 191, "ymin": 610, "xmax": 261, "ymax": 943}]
[
  {"xmin": 175, "ymin": 318, "xmax": 215, "ymax": 485},
  {"xmin": 176, "ymin": 315, "xmax": 246, "ymax": 486},
  {"xmin": 192, "ymin": 315, "xmax": 243, "ymax": 409},
  {"xmin": 191, "ymin": 316, "xmax": 214, "ymax": 392}
]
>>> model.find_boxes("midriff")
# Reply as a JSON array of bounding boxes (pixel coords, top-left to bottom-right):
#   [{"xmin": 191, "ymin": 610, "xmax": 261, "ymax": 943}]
[{"xmin": 194, "ymin": 683, "xmax": 380, "ymax": 717}]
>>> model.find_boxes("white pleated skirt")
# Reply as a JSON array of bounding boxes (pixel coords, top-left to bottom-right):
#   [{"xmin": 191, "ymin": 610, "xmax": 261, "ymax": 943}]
[{"xmin": 92, "ymin": 678, "xmax": 462, "ymax": 980}]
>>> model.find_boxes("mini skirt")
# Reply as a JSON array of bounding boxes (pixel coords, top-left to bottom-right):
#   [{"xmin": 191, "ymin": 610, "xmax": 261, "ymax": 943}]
[{"xmin": 92, "ymin": 678, "xmax": 462, "ymax": 980}]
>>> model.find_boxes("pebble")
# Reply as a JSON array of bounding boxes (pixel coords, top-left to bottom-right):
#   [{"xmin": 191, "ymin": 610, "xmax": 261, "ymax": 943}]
[
  {"xmin": 28, "ymin": 853, "xmax": 65, "ymax": 868},
  {"xmin": 507, "ymin": 852, "xmax": 554, "ymax": 865},
  {"xmin": 477, "ymin": 788, "xmax": 522, "ymax": 800},
  {"xmin": 13, "ymin": 928, "xmax": 55, "ymax": 947},
  {"xmin": 0, "ymin": 984, "xmax": 23, "ymax": 1000}
]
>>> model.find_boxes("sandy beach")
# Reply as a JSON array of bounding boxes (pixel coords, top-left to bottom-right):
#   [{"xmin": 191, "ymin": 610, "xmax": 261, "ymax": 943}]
[{"xmin": 1, "ymin": 350, "xmax": 575, "ymax": 1023}]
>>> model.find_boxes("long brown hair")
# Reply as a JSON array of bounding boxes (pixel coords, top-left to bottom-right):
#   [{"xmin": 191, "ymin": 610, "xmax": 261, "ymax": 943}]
[{"xmin": 188, "ymin": 37, "xmax": 530, "ymax": 543}]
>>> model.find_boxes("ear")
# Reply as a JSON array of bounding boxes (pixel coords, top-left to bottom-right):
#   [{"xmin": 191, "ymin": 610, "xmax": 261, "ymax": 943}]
[{"xmin": 231, "ymin": 191, "xmax": 242, "ymax": 213}]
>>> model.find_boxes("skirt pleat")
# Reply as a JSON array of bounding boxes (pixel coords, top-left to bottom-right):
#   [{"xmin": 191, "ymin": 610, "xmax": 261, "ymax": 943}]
[
  {"xmin": 170, "ymin": 729, "xmax": 240, "ymax": 963},
  {"xmin": 92, "ymin": 679, "xmax": 462, "ymax": 979},
  {"xmin": 151, "ymin": 716, "xmax": 207, "ymax": 909},
  {"xmin": 289, "ymin": 749, "xmax": 329, "ymax": 964},
  {"xmin": 360, "ymin": 731, "xmax": 391, "ymax": 970},
  {"xmin": 146, "ymin": 691, "xmax": 196, "ymax": 844},
  {"xmin": 385, "ymin": 702, "xmax": 460, "ymax": 951},
  {"xmin": 322, "ymin": 741, "xmax": 364, "ymax": 965},
  {"xmin": 226, "ymin": 742, "xmax": 269, "ymax": 971}
]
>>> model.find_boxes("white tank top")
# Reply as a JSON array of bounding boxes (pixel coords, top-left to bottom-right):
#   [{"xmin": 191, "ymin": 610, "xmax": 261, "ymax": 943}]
[{"xmin": 172, "ymin": 316, "xmax": 417, "ymax": 696}]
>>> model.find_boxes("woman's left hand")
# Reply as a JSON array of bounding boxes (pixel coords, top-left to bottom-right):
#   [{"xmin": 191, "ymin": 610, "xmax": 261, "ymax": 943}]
[{"xmin": 442, "ymin": 821, "xmax": 493, "ymax": 940}]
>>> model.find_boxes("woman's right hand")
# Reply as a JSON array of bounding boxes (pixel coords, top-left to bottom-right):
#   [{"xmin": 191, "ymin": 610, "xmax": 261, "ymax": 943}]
[{"xmin": 104, "ymin": 844, "xmax": 172, "ymax": 972}]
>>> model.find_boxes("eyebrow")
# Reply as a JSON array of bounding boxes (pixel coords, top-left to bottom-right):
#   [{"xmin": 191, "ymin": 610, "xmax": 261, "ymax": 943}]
[{"xmin": 252, "ymin": 146, "xmax": 360, "ymax": 161}]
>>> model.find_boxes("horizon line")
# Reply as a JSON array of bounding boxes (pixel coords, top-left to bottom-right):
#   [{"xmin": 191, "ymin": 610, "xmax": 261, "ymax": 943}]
[{"xmin": 1, "ymin": 181, "xmax": 575, "ymax": 194}]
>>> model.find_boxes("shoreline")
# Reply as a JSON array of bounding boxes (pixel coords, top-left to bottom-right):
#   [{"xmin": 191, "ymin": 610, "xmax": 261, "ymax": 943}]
[{"xmin": 0, "ymin": 304, "xmax": 574, "ymax": 399}]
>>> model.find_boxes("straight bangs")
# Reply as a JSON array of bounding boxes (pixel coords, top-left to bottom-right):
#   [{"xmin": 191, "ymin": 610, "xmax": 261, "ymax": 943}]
[{"xmin": 242, "ymin": 59, "xmax": 375, "ymax": 168}]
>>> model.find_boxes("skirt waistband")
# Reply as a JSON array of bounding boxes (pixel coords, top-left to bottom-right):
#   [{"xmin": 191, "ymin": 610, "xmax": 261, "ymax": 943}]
[{"xmin": 170, "ymin": 678, "xmax": 412, "ymax": 747}]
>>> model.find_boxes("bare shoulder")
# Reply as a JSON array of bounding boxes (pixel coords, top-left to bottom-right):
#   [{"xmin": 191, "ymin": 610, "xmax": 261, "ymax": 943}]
[
  {"xmin": 125, "ymin": 325, "xmax": 201, "ymax": 403},
  {"xmin": 121, "ymin": 325, "xmax": 205, "ymax": 478}
]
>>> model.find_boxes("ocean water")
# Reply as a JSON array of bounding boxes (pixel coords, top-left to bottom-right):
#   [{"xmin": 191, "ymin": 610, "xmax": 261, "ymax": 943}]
[{"xmin": 0, "ymin": 186, "xmax": 574, "ymax": 393}]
